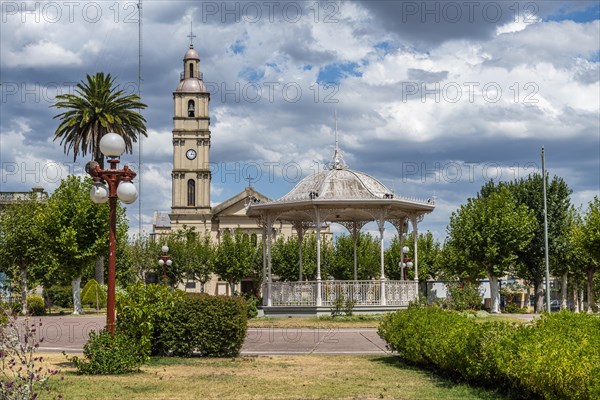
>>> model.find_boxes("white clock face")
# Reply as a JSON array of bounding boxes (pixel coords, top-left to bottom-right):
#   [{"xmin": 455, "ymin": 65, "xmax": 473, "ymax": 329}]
[{"xmin": 186, "ymin": 149, "xmax": 197, "ymax": 160}]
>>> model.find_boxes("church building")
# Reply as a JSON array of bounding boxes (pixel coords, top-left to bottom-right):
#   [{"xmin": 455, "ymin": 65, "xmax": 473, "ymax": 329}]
[{"xmin": 152, "ymin": 40, "xmax": 296, "ymax": 294}]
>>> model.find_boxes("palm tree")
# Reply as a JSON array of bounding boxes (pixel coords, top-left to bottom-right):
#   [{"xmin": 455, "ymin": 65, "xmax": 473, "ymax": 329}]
[
  {"xmin": 52, "ymin": 72, "xmax": 147, "ymax": 287},
  {"xmin": 52, "ymin": 72, "xmax": 147, "ymax": 168}
]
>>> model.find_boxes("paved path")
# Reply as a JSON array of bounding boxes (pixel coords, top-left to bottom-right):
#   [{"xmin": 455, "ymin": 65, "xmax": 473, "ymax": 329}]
[
  {"xmin": 19, "ymin": 313, "xmax": 538, "ymax": 355},
  {"xmin": 15, "ymin": 316, "xmax": 389, "ymax": 355}
]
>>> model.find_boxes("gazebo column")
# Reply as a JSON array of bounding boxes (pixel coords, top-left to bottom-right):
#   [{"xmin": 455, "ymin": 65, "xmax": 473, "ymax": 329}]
[
  {"xmin": 411, "ymin": 215, "xmax": 419, "ymax": 282},
  {"xmin": 266, "ymin": 213, "xmax": 274, "ymax": 307},
  {"xmin": 315, "ymin": 208, "xmax": 322, "ymax": 306},
  {"xmin": 261, "ymin": 222, "xmax": 268, "ymax": 306},
  {"xmin": 352, "ymin": 222, "xmax": 358, "ymax": 281},
  {"xmin": 293, "ymin": 222, "xmax": 306, "ymax": 281},
  {"xmin": 377, "ymin": 214, "xmax": 387, "ymax": 306}
]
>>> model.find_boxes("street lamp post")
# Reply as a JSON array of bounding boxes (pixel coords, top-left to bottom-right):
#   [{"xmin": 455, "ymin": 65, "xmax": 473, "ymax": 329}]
[
  {"xmin": 87, "ymin": 133, "xmax": 138, "ymax": 337},
  {"xmin": 399, "ymin": 246, "xmax": 413, "ymax": 280},
  {"xmin": 158, "ymin": 245, "xmax": 172, "ymax": 286}
]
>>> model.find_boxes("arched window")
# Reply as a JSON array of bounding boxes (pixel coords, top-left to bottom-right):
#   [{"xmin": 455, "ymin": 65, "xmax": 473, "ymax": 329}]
[
  {"xmin": 188, "ymin": 100, "xmax": 195, "ymax": 117},
  {"xmin": 187, "ymin": 179, "xmax": 195, "ymax": 206},
  {"xmin": 189, "ymin": 63, "xmax": 194, "ymax": 78}
]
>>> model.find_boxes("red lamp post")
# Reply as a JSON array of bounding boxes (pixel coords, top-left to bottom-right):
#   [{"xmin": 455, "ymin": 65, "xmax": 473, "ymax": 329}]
[
  {"xmin": 157, "ymin": 245, "xmax": 172, "ymax": 286},
  {"xmin": 398, "ymin": 246, "xmax": 413, "ymax": 281},
  {"xmin": 86, "ymin": 133, "xmax": 138, "ymax": 337}
]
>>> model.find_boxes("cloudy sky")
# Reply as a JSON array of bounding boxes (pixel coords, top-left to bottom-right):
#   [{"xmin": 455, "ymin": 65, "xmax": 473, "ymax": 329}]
[{"xmin": 1, "ymin": 0, "xmax": 599, "ymax": 242}]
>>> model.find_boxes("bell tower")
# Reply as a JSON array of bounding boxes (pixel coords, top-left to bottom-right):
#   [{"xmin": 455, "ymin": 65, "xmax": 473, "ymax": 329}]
[{"xmin": 170, "ymin": 32, "xmax": 211, "ymax": 225}]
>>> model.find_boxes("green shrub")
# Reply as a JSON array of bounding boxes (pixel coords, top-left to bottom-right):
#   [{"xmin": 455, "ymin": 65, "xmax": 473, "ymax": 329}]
[
  {"xmin": 67, "ymin": 329, "xmax": 144, "ymax": 374},
  {"xmin": 44, "ymin": 285, "xmax": 73, "ymax": 308},
  {"xmin": 447, "ymin": 282, "xmax": 483, "ymax": 311},
  {"xmin": 80, "ymin": 278, "xmax": 107, "ymax": 309},
  {"xmin": 244, "ymin": 294, "xmax": 260, "ymax": 319},
  {"xmin": 504, "ymin": 303, "xmax": 528, "ymax": 314},
  {"xmin": 117, "ymin": 285, "xmax": 247, "ymax": 359},
  {"xmin": 160, "ymin": 293, "xmax": 247, "ymax": 357},
  {"xmin": 378, "ymin": 307, "xmax": 600, "ymax": 400},
  {"xmin": 27, "ymin": 295, "xmax": 46, "ymax": 316},
  {"xmin": 116, "ymin": 283, "xmax": 184, "ymax": 360}
]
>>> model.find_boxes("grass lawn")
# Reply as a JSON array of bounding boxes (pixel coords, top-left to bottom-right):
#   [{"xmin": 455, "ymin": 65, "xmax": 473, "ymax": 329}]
[{"xmin": 41, "ymin": 353, "xmax": 507, "ymax": 400}]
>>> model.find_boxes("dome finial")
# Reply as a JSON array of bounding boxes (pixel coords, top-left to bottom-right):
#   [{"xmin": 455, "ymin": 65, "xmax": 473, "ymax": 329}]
[
  {"xmin": 187, "ymin": 21, "xmax": 196, "ymax": 49},
  {"xmin": 329, "ymin": 111, "xmax": 347, "ymax": 170}
]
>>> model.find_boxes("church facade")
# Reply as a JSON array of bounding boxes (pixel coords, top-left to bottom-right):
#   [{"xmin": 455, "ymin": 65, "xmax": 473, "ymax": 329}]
[{"xmin": 152, "ymin": 41, "xmax": 295, "ymax": 295}]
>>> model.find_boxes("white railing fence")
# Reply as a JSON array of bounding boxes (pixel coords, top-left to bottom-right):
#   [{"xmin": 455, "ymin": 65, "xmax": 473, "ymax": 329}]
[{"xmin": 268, "ymin": 280, "xmax": 417, "ymax": 307}]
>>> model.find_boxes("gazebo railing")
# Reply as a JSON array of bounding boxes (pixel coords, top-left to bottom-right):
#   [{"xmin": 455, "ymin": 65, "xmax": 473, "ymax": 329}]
[{"xmin": 268, "ymin": 280, "xmax": 418, "ymax": 307}]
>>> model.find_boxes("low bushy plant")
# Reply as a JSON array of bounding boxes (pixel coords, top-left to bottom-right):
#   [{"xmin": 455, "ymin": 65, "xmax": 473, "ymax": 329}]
[
  {"xmin": 66, "ymin": 329, "xmax": 144, "ymax": 375},
  {"xmin": 378, "ymin": 307, "xmax": 600, "ymax": 399},
  {"xmin": 80, "ymin": 279, "xmax": 107, "ymax": 309},
  {"xmin": 160, "ymin": 294, "xmax": 247, "ymax": 357},
  {"xmin": 26, "ymin": 295, "xmax": 46, "ymax": 316},
  {"xmin": 244, "ymin": 293, "xmax": 260, "ymax": 319},
  {"xmin": 447, "ymin": 281, "xmax": 483, "ymax": 311},
  {"xmin": 43, "ymin": 285, "xmax": 73, "ymax": 308},
  {"xmin": 117, "ymin": 285, "xmax": 248, "ymax": 359},
  {"xmin": 116, "ymin": 283, "xmax": 184, "ymax": 360},
  {"xmin": 1, "ymin": 307, "xmax": 60, "ymax": 398}
]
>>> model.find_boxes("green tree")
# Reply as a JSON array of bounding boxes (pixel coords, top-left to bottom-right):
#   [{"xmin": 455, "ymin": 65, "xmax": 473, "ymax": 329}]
[
  {"xmin": 52, "ymin": 72, "xmax": 147, "ymax": 169},
  {"xmin": 121, "ymin": 234, "xmax": 160, "ymax": 283},
  {"xmin": 331, "ymin": 232, "xmax": 380, "ymax": 280},
  {"xmin": 52, "ymin": 72, "xmax": 147, "ymax": 284},
  {"xmin": 506, "ymin": 175, "xmax": 571, "ymax": 312},
  {"xmin": 385, "ymin": 231, "xmax": 442, "ymax": 281},
  {"xmin": 447, "ymin": 186, "xmax": 537, "ymax": 313},
  {"xmin": 40, "ymin": 176, "xmax": 127, "ymax": 314},
  {"xmin": 213, "ymin": 229, "xmax": 261, "ymax": 294},
  {"xmin": 165, "ymin": 226, "xmax": 214, "ymax": 290},
  {"xmin": 0, "ymin": 196, "xmax": 52, "ymax": 314},
  {"xmin": 271, "ymin": 235, "xmax": 301, "ymax": 282},
  {"xmin": 573, "ymin": 196, "xmax": 600, "ymax": 312}
]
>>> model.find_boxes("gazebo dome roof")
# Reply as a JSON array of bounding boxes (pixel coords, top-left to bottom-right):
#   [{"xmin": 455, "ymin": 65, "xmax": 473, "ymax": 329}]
[{"xmin": 280, "ymin": 168, "xmax": 393, "ymax": 202}]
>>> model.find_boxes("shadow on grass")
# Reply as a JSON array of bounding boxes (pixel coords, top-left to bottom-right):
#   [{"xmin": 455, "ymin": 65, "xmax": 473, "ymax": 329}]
[{"xmin": 370, "ymin": 356, "xmax": 512, "ymax": 400}]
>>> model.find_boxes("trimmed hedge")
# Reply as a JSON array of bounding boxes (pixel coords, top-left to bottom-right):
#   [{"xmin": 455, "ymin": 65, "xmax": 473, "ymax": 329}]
[
  {"xmin": 378, "ymin": 306, "xmax": 600, "ymax": 400},
  {"xmin": 116, "ymin": 284, "xmax": 247, "ymax": 359},
  {"xmin": 27, "ymin": 295, "xmax": 46, "ymax": 316},
  {"xmin": 161, "ymin": 293, "xmax": 248, "ymax": 357}
]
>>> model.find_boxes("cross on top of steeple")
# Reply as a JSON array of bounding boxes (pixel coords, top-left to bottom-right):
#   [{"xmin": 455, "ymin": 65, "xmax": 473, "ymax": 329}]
[{"xmin": 187, "ymin": 21, "xmax": 196, "ymax": 48}]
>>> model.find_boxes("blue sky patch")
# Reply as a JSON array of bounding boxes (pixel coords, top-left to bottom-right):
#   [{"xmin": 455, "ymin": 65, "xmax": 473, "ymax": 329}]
[
  {"xmin": 317, "ymin": 62, "xmax": 362, "ymax": 84},
  {"xmin": 546, "ymin": 3, "xmax": 600, "ymax": 23},
  {"xmin": 374, "ymin": 41, "xmax": 392, "ymax": 54},
  {"xmin": 238, "ymin": 67, "xmax": 264, "ymax": 81},
  {"xmin": 230, "ymin": 40, "xmax": 246, "ymax": 55}
]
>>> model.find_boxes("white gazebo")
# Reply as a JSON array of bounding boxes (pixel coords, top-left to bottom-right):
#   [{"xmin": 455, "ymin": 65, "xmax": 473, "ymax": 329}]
[{"xmin": 246, "ymin": 138, "xmax": 435, "ymax": 316}]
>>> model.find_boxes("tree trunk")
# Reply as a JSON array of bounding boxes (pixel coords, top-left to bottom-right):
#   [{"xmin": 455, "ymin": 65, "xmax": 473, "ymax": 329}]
[
  {"xmin": 20, "ymin": 266, "xmax": 27, "ymax": 315},
  {"xmin": 560, "ymin": 272, "xmax": 568, "ymax": 310},
  {"xmin": 579, "ymin": 289, "xmax": 584, "ymax": 313},
  {"xmin": 229, "ymin": 282, "xmax": 235, "ymax": 296},
  {"xmin": 72, "ymin": 277, "xmax": 83, "ymax": 315},
  {"xmin": 94, "ymin": 255, "xmax": 104, "ymax": 285},
  {"xmin": 488, "ymin": 274, "xmax": 500, "ymax": 313},
  {"xmin": 533, "ymin": 281, "xmax": 544, "ymax": 313},
  {"xmin": 587, "ymin": 267, "xmax": 596, "ymax": 313},
  {"xmin": 573, "ymin": 283, "xmax": 580, "ymax": 313}
]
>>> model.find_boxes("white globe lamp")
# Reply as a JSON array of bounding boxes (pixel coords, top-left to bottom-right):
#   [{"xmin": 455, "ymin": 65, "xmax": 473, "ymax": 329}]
[
  {"xmin": 117, "ymin": 181, "xmax": 137, "ymax": 204},
  {"xmin": 99, "ymin": 133, "xmax": 126, "ymax": 157},
  {"xmin": 90, "ymin": 182, "xmax": 109, "ymax": 204}
]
